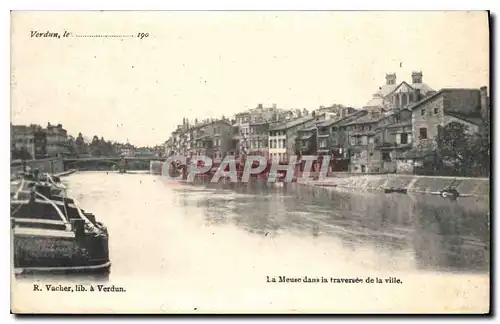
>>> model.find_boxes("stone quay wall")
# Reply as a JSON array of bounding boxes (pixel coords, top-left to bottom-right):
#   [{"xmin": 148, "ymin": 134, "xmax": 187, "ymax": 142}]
[
  {"xmin": 11, "ymin": 158, "xmax": 64, "ymax": 177},
  {"xmin": 307, "ymin": 174, "xmax": 490, "ymax": 197}
]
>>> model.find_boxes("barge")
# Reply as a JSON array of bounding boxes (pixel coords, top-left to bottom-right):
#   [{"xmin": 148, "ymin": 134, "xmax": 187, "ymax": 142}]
[{"xmin": 11, "ymin": 179, "xmax": 110, "ymax": 275}]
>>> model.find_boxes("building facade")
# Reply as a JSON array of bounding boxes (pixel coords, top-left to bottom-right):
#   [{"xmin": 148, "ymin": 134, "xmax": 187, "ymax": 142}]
[
  {"xmin": 45, "ymin": 123, "xmax": 70, "ymax": 157},
  {"xmin": 347, "ymin": 109, "xmax": 412, "ymax": 173},
  {"xmin": 364, "ymin": 71, "xmax": 435, "ymax": 111}
]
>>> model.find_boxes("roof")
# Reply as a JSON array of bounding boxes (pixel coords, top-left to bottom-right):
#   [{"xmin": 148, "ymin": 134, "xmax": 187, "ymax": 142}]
[
  {"xmin": 367, "ymin": 81, "xmax": 435, "ymax": 108},
  {"xmin": 445, "ymin": 111, "xmax": 482, "ymax": 126},
  {"xmin": 299, "ymin": 126, "xmax": 317, "ymax": 132},
  {"xmin": 376, "ymin": 84, "xmax": 398, "ymax": 97},
  {"xmin": 249, "ymin": 121, "xmax": 268, "ymax": 126},
  {"xmin": 270, "ymin": 115, "xmax": 314, "ymax": 131},
  {"xmin": 409, "ymin": 88, "xmax": 480, "ymax": 111},
  {"xmin": 411, "ymin": 82, "xmax": 434, "ymax": 94},
  {"xmin": 364, "ymin": 96, "xmax": 385, "ymax": 108},
  {"xmin": 345, "ymin": 113, "xmax": 387, "ymax": 125},
  {"xmin": 190, "ymin": 119, "xmax": 232, "ymax": 130},
  {"xmin": 386, "ymin": 122, "xmax": 412, "ymax": 129},
  {"xmin": 317, "ymin": 111, "xmax": 366, "ymax": 127}
]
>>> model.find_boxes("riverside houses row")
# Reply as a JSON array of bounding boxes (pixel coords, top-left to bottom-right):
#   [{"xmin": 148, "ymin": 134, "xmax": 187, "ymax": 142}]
[{"xmin": 165, "ymin": 71, "xmax": 490, "ymax": 174}]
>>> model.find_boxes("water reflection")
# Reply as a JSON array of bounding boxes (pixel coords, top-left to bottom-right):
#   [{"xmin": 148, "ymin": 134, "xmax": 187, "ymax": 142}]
[{"xmin": 175, "ymin": 182, "xmax": 489, "ymax": 274}]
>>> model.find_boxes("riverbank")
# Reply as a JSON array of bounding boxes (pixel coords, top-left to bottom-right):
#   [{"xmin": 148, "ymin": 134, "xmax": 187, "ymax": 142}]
[{"xmin": 303, "ymin": 174, "xmax": 490, "ymax": 197}]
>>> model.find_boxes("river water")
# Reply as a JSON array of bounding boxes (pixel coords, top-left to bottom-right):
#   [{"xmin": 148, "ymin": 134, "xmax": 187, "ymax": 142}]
[{"xmin": 12, "ymin": 171, "xmax": 490, "ymax": 313}]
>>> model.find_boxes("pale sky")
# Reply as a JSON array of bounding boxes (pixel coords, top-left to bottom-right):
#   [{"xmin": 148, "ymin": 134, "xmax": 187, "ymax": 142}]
[{"xmin": 11, "ymin": 11, "xmax": 489, "ymax": 146}]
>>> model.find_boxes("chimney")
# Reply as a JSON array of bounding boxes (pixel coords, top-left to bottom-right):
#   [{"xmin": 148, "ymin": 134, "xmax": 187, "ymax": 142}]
[
  {"xmin": 414, "ymin": 89, "xmax": 421, "ymax": 102},
  {"xmin": 385, "ymin": 73, "xmax": 396, "ymax": 85},
  {"xmin": 340, "ymin": 108, "xmax": 347, "ymax": 118},
  {"xmin": 272, "ymin": 103, "xmax": 277, "ymax": 109},
  {"xmin": 480, "ymin": 86, "xmax": 489, "ymax": 122},
  {"xmin": 411, "ymin": 71, "xmax": 423, "ymax": 84},
  {"xmin": 257, "ymin": 103, "xmax": 263, "ymax": 109}
]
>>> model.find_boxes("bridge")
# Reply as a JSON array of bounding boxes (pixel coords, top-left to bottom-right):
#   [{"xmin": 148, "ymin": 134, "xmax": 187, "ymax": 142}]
[
  {"xmin": 63, "ymin": 156, "xmax": 167, "ymax": 171},
  {"xmin": 11, "ymin": 156, "xmax": 167, "ymax": 174},
  {"xmin": 63, "ymin": 156, "xmax": 167, "ymax": 163}
]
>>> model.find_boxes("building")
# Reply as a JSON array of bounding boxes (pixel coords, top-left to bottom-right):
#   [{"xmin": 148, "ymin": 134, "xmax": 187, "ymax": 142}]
[
  {"xmin": 268, "ymin": 112, "xmax": 330, "ymax": 162},
  {"xmin": 396, "ymin": 87, "xmax": 488, "ymax": 173},
  {"xmin": 269, "ymin": 116, "xmax": 314, "ymax": 162},
  {"xmin": 316, "ymin": 108, "xmax": 363, "ymax": 155},
  {"xmin": 346, "ymin": 109, "xmax": 412, "ymax": 173},
  {"xmin": 164, "ymin": 138, "xmax": 173, "ymax": 157},
  {"xmin": 232, "ymin": 104, "xmax": 290, "ymax": 155},
  {"xmin": 410, "ymin": 88, "xmax": 486, "ymax": 148},
  {"xmin": 364, "ymin": 72, "xmax": 435, "ymax": 111},
  {"xmin": 11, "ymin": 124, "xmax": 48, "ymax": 159},
  {"xmin": 296, "ymin": 126, "xmax": 317, "ymax": 155},
  {"xmin": 45, "ymin": 123, "xmax": 70, "ymax": 157},
  {"xmin": 188, "ymin": 119, "xmax": 233, "ymax": 160},
  {"xmin": 246, "ymin": 122, "xmax": 270, "ymax": 157},
  {"xmin": 120, "ymin": 143, "xmax": 135, "ymax": 157}
]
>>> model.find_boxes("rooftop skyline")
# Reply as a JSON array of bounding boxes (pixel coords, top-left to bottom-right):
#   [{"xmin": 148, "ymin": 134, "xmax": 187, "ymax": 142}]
[{"xmin": 11, "ymin": 11, "xmax": 489, "ymax": 146}]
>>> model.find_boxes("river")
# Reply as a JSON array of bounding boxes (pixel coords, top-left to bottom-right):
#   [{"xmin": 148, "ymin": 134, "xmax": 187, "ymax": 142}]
[{"xmin": 12, "ymin": 171, "xmax": 490, "ymax": 313}]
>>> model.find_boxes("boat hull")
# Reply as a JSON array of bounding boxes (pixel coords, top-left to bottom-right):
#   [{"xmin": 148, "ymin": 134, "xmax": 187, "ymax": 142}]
[{"xmin": 13, "ymin": 227, "xmax": 111, "ymax": 275}]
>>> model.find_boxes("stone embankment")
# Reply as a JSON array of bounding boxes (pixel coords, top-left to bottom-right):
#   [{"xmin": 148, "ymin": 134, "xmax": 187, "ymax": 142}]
[
  {"xmin": 305, "ymin": 174, "xmax": 490, "ymax": 197},
  {"xmin": 11, "ymin": 158, "xmax": 65, "ymax": 179}
]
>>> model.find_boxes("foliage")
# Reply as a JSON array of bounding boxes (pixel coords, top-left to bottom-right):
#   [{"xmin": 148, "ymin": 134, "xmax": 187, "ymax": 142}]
[{"xmin": 433, "ymin": 122, "xmax": 489, "ymax": 177}]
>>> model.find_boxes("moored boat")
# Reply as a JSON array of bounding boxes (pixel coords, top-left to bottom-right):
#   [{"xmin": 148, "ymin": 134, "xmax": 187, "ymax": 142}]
[{"xmin": 11, "ymin": 180, "xmax": 110, "ymax": 275}]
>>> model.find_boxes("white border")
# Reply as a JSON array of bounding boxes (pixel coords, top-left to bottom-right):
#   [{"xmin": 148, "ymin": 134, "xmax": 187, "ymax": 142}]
[{"xmin": 3, "ymin": 0, "xmax": 497, "ymax": 322}]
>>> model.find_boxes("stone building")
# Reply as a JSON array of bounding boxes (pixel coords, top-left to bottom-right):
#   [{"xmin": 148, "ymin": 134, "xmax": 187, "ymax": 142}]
[
  {"xmin": 364, "ymin": 72, "xmax": 435, "ymax": 111},
  {"xmin": 45, "ymin": 123, "xmax": 70, "ymax": 157},
  {"xmin": 395, "ymin": 87, "xmax": 488, "ymax": 174},
  {"xmin": 347, "ymin": 109, "xmax": 412, "ymax": 173},
  {"xmin": 190, "ymin": 119, "xmax": 233, "ymax": 160},
  {"xmin": 232, "ymin": 104, "xmax": 288, "ymax": 155},
  {"xmin": 410, "ymin": 88, "xmax": 485, "ymax": 148}
]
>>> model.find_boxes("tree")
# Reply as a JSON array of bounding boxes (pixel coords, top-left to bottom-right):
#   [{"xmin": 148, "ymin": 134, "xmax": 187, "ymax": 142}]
[
  {"xmin": 74, "ymin": 132, "xmax": 87, "ymax": 156},
  {"xmin": 67, "ymin": 135, "xmax": 77, "ymax": 156},
  {"xmin": 437, "ymin": 122, "xmax": 474, "ymax": 175}
]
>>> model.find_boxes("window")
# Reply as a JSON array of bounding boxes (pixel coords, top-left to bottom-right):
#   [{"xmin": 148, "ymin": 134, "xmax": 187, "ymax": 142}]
[
  {"xmin": 421, "ymin": 108, "xmax": 426, "ymax": 117},
  {"xmin": 382, "ymin": 152, "xmax": 391, "ymax": 162},
  {"xmin": 419, "ymin": 127, "xmax": 427, "ymax": 140},
  {"xmin": 434, "ymin": 107, "xmax": 439, "ymax": 115},
  {"xmin": 400, "ymin": 133, "xmax": 408, "ymax": 144}
]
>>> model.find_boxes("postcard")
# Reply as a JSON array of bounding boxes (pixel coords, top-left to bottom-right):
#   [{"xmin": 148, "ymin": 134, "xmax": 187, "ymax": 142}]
[{"xmin": 10, "ymin": 11, "xmax": 490, "ymax": 314}]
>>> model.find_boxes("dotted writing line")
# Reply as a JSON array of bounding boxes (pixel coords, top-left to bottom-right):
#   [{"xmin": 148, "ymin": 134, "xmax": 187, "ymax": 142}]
[{"xmin": 74, "ymin": 35, "xmax": 135, "ymax": 38}]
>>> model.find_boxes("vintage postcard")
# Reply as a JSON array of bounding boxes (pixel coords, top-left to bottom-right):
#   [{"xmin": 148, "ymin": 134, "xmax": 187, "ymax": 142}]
[{"xmin": 10, "ymin": 11, "xmax": 490, "ymax": 314}]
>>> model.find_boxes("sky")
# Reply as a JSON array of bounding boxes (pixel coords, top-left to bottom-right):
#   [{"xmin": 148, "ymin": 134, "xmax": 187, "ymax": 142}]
[{"xmin": 11, "ymin": 11, "xmax": 489, "ymax": 147}]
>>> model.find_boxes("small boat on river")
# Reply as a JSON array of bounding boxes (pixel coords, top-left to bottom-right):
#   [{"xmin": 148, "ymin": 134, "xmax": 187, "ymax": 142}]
[
  {"xmin": 384, "ymin": 187, "xmax": 408, "ymax": 194},
  {"xmin": 10, "ymin": 179, "xmax": 110, "ymax": 274}
]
